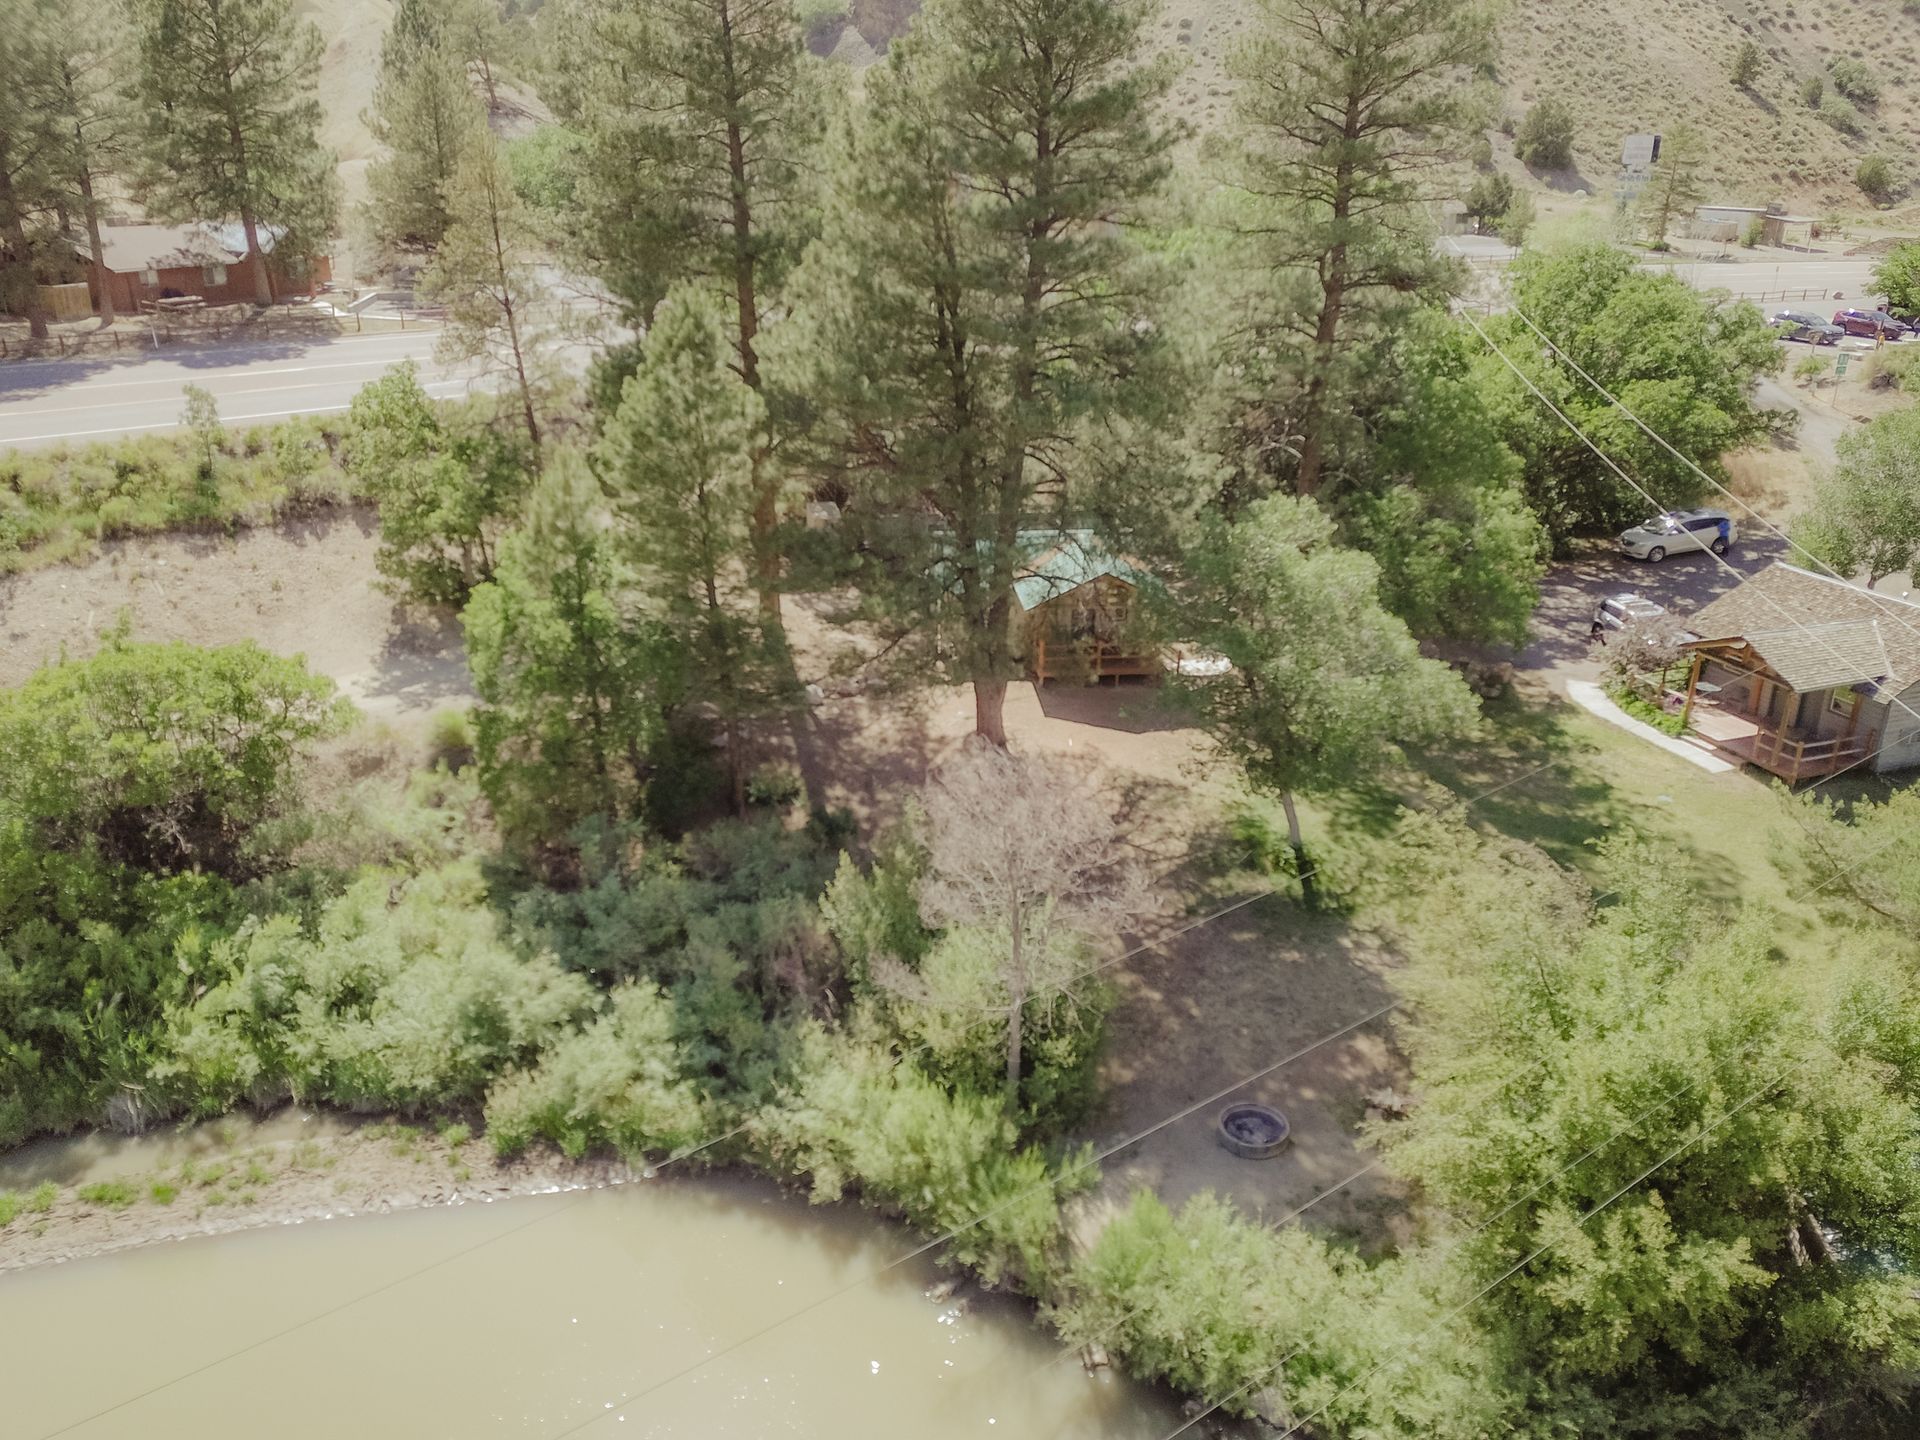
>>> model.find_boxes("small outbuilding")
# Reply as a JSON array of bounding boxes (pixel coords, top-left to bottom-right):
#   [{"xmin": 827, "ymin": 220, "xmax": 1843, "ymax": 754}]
[
  {"xmin": 1012, "ymin": 531, "xmax": 1157, "ymax": 685},
  {"xmin": 1689, "ymin": 204, "xmax": 1815, "ymax": 248}
]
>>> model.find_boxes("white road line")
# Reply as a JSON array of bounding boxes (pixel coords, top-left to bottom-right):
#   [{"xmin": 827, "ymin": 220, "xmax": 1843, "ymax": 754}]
[
  {"xmin": 6, "ymin": 366, "xmax": 460, "ymax": 420},
  {"xmin": 0, "ymin": 381, "xmax": 472, "ymax": 444}
]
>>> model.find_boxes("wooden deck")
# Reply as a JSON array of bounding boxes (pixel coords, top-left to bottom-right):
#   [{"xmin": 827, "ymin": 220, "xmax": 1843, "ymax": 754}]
[{"xmin": 1685, "ymin": 703, "xmax": 1866, "ymax": 782}]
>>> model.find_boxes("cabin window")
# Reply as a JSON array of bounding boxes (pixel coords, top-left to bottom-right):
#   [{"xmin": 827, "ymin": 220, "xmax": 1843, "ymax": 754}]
[
  {"xmin": 140, "ymin": 267, "xmax": 159, "ymax": 287},
  {"xmin": 1828, "ymin": 686, "xmax": 1860, "ymax": 718},
  {"xmin": 202, "ymin": 264, "xmax": 228, "ymax": 287}
]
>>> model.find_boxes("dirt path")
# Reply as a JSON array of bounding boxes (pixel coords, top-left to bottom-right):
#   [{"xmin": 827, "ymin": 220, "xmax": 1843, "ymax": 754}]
[{"xmin": 0, "ymin": 506, "xmax": 471, "ymax": 723}]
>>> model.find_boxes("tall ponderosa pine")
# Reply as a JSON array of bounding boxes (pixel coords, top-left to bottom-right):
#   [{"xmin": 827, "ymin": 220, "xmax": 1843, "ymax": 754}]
[
  {"xmin": 782, "ymin": 0, "xmax": 1176, "ymax": 745},
  {"xmin": 1226, "ymin": 0, "xmax": 1494, "ymax": 497},
  {"xmin": 0, "ymin": 5, "xmax": 67, "ymax": 338},
  {"xmin": 51, "ymin": 14, "xmax": 133, "ymax": 325},
  {"xmin": 364, "ymin": 16, "xmax": 487, "ymax": 255},
  {"xmin": 596, "ymin": 287, "xmax": 790, "ymax": 812},
  {"xmin": 125, "ymin": 0, "xmax": 339, "ymax": 305},
  {"xmin": 1637, "ymin": 122, "xmax": 1707, "ymax": 247},
  {"xmin": 465, "ymin": 451, "xmax": 682, "ymax": 839},
  {"xmin": 423, "ymin": 134, "xmax": 550, "ymax": 453},
  {"xmin": 557, "ymin": 0, "xmax": 820, "ymax": 621}
]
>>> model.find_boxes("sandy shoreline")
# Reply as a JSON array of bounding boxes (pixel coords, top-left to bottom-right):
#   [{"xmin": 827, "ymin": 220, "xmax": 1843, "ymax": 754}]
[{"xmin": 0, "ymin": 1116, "xmax": 644, "ymax": 1275}]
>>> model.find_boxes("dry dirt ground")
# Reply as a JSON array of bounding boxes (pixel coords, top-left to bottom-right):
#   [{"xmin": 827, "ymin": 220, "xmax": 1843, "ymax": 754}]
[{"xmin": 0, "ymin": 505, "xmax": 471, "ymax": 727}]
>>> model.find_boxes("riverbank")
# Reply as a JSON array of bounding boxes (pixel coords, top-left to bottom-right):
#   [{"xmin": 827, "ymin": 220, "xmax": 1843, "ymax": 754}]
[{"xmin": 0, "ymin": 1111, "xmax": 640, "ymax": 1275}]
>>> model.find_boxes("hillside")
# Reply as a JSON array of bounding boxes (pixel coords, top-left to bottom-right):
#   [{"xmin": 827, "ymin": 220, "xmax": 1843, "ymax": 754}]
[{"xmin": 307, "ymin": 0, "xmax": 1920, "ymax": 214}]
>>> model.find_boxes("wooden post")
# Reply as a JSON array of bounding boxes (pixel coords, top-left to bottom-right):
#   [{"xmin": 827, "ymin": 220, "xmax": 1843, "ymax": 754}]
[{"xmin": 1679, "ymin": 651, "xmax": 1703, "ymax": 727}]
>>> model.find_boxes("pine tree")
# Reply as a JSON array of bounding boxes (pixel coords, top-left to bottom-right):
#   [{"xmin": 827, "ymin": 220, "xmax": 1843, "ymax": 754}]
[
  {"xmin": 125, "ymin": 0, "xmax": 339, "ymax": 306},
  {"xmin": 560, "ymin": 0, "xmax": 823, "ymax": 620},
  {"xmin": 1226, "ymin": 0, "xmax": 1494, "ymax": 497},
  {"xmin": 1637, "ymin": 123, "xmax": 1708, "ymax": 248},
  {"xmin": 423, "ymin": 134, "xmax": 550, "ymax": 453},
  {"xmin": 595, "ymin": 286, "xmax": 791, "ymax": 812},
  {"xmin": 0, "ymin": 4, "xmax": 67, "ymax": 338},
  {"xmin": 49, "ymin": 13, "xmax": 133, "ymax": 325},
  {"xmin": 780, "ymin": 0, "xmax": 1176, "ymax": 746},
  {"xmin": 364, "ymin": 40, "xmax": 488, "ymax": 254},
  {"xmin": 465, "ymin": 451, "xmax": 682, "ymax": 839}
]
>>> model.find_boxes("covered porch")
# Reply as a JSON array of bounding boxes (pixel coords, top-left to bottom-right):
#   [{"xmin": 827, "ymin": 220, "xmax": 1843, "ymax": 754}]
[{"xmin": 1677, "ymin": 639, "xmax": 1879, "ymax": 784}]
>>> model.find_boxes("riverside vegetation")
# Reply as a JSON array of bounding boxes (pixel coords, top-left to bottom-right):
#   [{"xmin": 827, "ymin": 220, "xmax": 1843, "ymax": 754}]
[{"xmin": 2, "ymin": 0, "xmax": 1918, "ymax": 1435}]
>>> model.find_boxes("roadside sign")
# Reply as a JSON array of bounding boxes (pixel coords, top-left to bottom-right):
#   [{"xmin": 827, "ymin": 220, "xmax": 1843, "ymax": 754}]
[
  {"xmin": 1621, "ymin": 133, "xmax": 1661, "ymax": 172},
  {"xmin": 1835, "ymin": 352, "xmax": 1851, "ymax": 378}
]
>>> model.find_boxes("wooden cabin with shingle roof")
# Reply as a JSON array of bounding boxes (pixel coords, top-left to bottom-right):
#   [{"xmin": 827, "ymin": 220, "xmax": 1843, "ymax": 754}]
[{"xmin": 1678, "ymin": 563, "xmax": 1920, "ymax": 782}]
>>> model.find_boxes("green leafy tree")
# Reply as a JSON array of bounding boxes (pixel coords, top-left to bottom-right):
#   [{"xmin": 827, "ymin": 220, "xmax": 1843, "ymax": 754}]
[
  {"xmin": 0, "ymin": 629, "xmax": 352, "ymax": 874},
  {"xmin": 1786, "ymin": 784, "xmax": 1920, "ymax": 932},
  {"xmin": 596, "ymin": 286, "xmax": 788, "ymax": 811},
  {"xmin": 1872, "ymin": 241, "xmax": 1920, "ymax": 313},
  {"xmin": 1478, "ymin": 243, "xmax": 1780, "ymax": 539},
  {"xmin": 1856, "ymin": 154, "xmax": 1897, "ymax": 206},
  {"xmin": 344, "ymin": 364, "xmax": 533, "ymax": 603},
  {"xmin": 556, "ymin": 0, "xmax": 824, "ymax": 621},
  {"xmin": 1169, "ymin": 495, "xmax": 1479, "ymax": 900},
  {"xmin": 779, "ymin": 0, "xmax": 1176, "ymax": 745},
  {"xmin": 1496, "ymin": 187, "xmax": 1536, "ymax": 246},
  {"xmin": 422, "ymin": 134, "xmax": 552, "ymax": 452},
  {"xmin": 1224, "ymin": 0, "xmax": 1494, "ymax": 497},
  {"xmin": 1384, "ymin": 840, "xmax": 1920, "ymax": 1436},
  {"xmin": 1514, "ymin": 96, "xmax": 1577, "ymax": 170},
  {"xmin": 1729, "ymin": 38, "xmax": 1762, "ymax": 89},
  {"xmin": 464, "ymin": 451, "xmax": 684, "ymax": 839},
  {"xmin": 1829, "ymin": 57, "xmax": 1879, "ymax": 104},
  {"xmin": 1794, "ymin": 405, "xmax": 1920, "ymax": 589},
  {"xmin": 364, "ymin": 29, "xmax": 488, "ymax": 254},
  {"xmin": 125, "ymin": 0, "xmax": 340, "ymax": 305},
  {"xmin": 181, "ymin": 384, "xmax": 224, "ymax": 480},
  {"xmin": 1637, "ymin": 122, "xmax": 1707, "ymax": 247}
]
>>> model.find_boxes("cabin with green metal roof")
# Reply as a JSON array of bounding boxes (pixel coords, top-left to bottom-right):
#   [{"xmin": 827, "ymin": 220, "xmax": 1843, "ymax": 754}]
[{"xmin": 1011, "ymin": 530, "xmax": 1157, "ymax": 684}]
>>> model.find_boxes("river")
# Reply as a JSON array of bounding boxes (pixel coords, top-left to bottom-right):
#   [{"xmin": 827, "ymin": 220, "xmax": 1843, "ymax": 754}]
[{"xmin": 0, "ymin": 1124, "xmax": 1190, "ymax": 1440}]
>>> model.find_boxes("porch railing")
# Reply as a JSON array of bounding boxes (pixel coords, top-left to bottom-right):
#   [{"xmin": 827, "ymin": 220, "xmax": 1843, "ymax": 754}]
[{"xmin": 1728, "ymin": 727, "xmax": 1867, "ymax": 783}]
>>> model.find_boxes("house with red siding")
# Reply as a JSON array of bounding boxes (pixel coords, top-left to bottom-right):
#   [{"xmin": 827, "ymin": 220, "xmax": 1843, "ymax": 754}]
[{"xmin": 68, "ymin": 223, "xmax": 332, "ymax": 315}]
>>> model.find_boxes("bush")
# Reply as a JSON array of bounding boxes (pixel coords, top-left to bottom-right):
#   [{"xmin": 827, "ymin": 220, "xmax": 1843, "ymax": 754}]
[
  {"xmin": 483, "ymin": 981, "xmax": 710, "ymax": 1160},
  {"xmin": 1800, "ymin": 74, "xmax": 1825, "ymax": 107},
  {"xmin": 1514, "ymin": 98, "xmax": 1576, "ymax": 170},
  {"xmin": 1795, "ymin": 352, "xmax": 1831, "ymax": 386},
  {"xmin": 1856, "ymin": 154, "xmax": 1896, "ymax": 205},
  {"xmin": 157, "ymin": 862, "xmax": 595, "ymax": 1115},
  {"xmin": 1741, "ymin": 215, "xmax": 1766, "ymax": 248},
  {"xmin": 1607, "ymin": 682, "xmax": 1687, "ymax": 736},
  {"xmin": 762, "ymin": 1027, "xmax": 1088, "ymax": 1291},
  {"xmin": 745, "ymin": 763, "xmax": 804, "ymax": 808},
  {"xmin": 426, "ymin": 707, "xmax": 476, "ymax": 770},
  {"xmin": 1819, "ymin": 92, "xmax": 1863, "ymax": 134},
  {"xmin": 1829, "ymin": 57, "xmax": 1879, "ymax": 104},
  {"xmin": 76, "ymin": 1181, "xmax": 137, "ymax": 1209}
]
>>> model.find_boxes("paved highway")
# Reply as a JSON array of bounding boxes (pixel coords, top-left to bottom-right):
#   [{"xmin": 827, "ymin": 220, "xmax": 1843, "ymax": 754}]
[
  {"xmin": 0, "ymin": 330, "xmax": 472, "ymax": 449},
  {"xmin": 1441, "ymin": 235, "xmax": 1886, "ymax": 306}
]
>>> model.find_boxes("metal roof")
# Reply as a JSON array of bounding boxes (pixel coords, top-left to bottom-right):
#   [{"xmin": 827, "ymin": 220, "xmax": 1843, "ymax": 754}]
[{"xmin": 1010, "ymin": 531, "xmax": 1145, "ymax": 611}]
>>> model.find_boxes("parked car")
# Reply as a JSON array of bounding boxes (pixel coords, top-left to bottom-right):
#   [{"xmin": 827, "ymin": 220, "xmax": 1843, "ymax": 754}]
[
  {"xmin": 1618, "ymin": 508, "xmax": 1737, "ymax": 562},
  {"xmin": 1832, "ymin": 308, "xmax": 1911, "ymax": 339},
  {"xmin": 1768, "ymin": 310, "xmax": 1844, "ymax": 345},
  {"xmin": 1594, "ymin": 593, "xmax": 1667, "ymax": 630}
]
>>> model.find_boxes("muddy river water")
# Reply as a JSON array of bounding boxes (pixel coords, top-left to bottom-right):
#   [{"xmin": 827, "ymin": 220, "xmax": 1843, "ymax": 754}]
[{"xmin": 0, "ymin": 1122, "xmax": 1186, "ymax": 1439}]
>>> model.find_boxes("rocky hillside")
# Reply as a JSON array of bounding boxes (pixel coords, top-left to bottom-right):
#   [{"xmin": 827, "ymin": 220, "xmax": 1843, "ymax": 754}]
[{"xmin": 309, "ymin": 0, "xmax": 1920, "ymax": 213}]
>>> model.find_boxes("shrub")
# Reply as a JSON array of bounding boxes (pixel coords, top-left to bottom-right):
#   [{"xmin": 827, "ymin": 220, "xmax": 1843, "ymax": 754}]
[
  {"xmin": 150, "ymin": 1181, "xmax": 179, "ymax": 1205},
  {"xmin": 1795, "ymin": 352, "xmax": 1830, "ymax": 386},
  {"xmin": 76, "ymin": 1180, "xmax": 137, "ymax": 1209},
  {"xmin": 819, "ymin": 834, "xmax": 930, "ymax": 987},
  {"xmin": 1857, "ymin": 154, "xmax": 1896, "ymax": 205},
  {"xmin": 0, "ymin": 1192, "xmax": 19, "ymax": 1227},
  {"xmin": 745, "ymin": 763, "xmax": 804, "ymax": 808},
  {"xmin": 1829, "ymin": 57, "xmax": 1879, "ymax": 103},
  {"xmin": 1741, "ymin": 215, "xmax": 1766, "ymax": 248},
  {"xmin": 1800, "ymin": 74, "xmax": 1825, "ymax": 107},
  {"xmin": 484, "ymin": 981, "xmax": 710, "ymax": 1160},
  {"xmin": 1819, "ymin": 92, "xmax": 1862, "ymax": 134},
  {"xmin": 1514, "ymin": 98, "xmax": 1576, "ymax": 170},
  {"xmin": 762, "ymin": 1027, "xmax": 1088, "ymax": 1291},
  {"xmin": 426, "ymin": 707, "xmax": 476, "ymax": 770},
  {"xmin": 157, "ymin": 862, "xmax": 595, "ymax": 1115}
]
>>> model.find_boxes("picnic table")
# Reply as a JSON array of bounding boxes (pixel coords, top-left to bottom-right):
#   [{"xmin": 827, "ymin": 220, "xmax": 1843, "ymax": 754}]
[{"xmin": 141, "ymin": 296, "xmax": 207, "ymax": 314}]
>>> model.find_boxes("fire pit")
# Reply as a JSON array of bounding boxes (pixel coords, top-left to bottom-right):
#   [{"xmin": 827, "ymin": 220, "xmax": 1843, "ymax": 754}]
[{"xmin": 1217, "ymin": 1102, "xmax": 1291, "ymax": 1160}]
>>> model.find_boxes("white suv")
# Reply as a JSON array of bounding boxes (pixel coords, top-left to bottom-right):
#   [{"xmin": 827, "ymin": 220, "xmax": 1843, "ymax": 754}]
[{"xmin": 1617, "ymin": 509, "xmax": 1736, "ymax": 563}]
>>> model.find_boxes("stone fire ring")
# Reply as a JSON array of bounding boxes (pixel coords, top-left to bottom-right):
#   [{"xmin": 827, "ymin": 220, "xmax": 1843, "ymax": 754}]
[{"xmin": 1216, "ymin": 1102, "xmax": 1291, "ymax": 1160}]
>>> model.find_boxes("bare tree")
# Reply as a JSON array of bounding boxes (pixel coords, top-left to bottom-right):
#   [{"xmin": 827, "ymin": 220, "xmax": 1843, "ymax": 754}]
[{"xmin": 887, "ymin": 744, "xmax": 1149, "ymax": 1110}]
